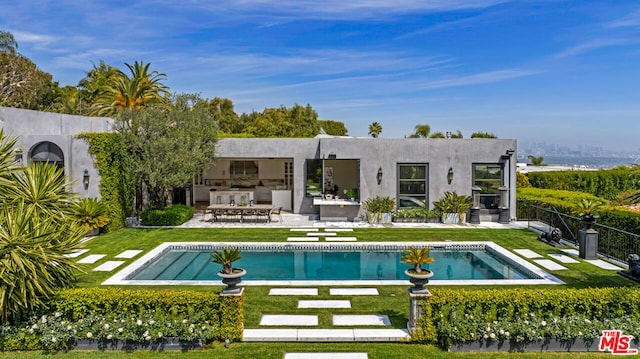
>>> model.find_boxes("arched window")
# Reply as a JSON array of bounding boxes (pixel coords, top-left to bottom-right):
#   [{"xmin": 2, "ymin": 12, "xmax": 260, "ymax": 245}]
[{"xmin": 30, "ymin": 141, "xmax": 64, "ymax": 171}]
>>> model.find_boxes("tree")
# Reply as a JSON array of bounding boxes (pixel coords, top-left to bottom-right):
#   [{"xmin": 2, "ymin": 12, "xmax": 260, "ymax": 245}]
[
  {"xmin": 368, "ymin": 121, "xmax": 382, "ymax": 138},
  {"xmin": 196, "ymin": 97, "xmax": 242, "ymax": 134},
  {"xmin": 318, "ymin": 120, "xmax": 348, "ymax": 136},
  {"xmin": 0, "ymin": 130, "xmax": 84, "ymax": 323},
  {"xmin": 429, "ymin": 132, "xmax": 445, "ymax": 138},
  {"xmin": 471, "ymin": 131, "xmax": 498, "ymax": 138},
  {"xmin": 0, "ymin": 51, "xmax": 57, "ymax": 110},
  {"xmin": 408, "ymin": 124, "xmax": 431, "ymax": 138},
  {"xmin": 0, "ymin": 30, "xmax": 18, "ymax": 55},
  {"xmin": 528, "ymin": 155, "xmax": 545, "ymax": 166},
  {"xmin": 89, "ymin": 61, "xmax": 170, "ymax": 116},
  {"xmin": 245, "ymin": 104, "xmax": 320, "ymax": 137},
  {"xmin": 115, "ymin": 94, "xmax": 218, "ymax": 209},
  {"xmin": 450, "ymin": 130, "xmax": 464, "ymax": 139}
]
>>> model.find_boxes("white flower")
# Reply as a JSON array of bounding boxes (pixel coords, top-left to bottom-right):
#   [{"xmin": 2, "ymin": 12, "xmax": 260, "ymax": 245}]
[
  {"xmin": 504, "ymin": 332, "xmax": 510, "ymax": 338},
  {"xmin": 470, "ymin": 333, "xmax": 475, "ymax": 337},
  {"xmin": 41, "ymin": 315, "xmax": 48, "ymax": 324},
  {"xmin": 148, "ymin": 320, "xmax": 155, "ymax": 325},
  {"xmin": 86, "ymin": 332, "xmax": 93, "ymax": 338},
  {"xmin": 103, "ymin": 323, "xmax": 110, "ymax": 330},
  {"xmin": 499, "ymin": 329, "xmax": 504, "ymax": 335},
  {"xmin": 183, "ymin": 319, "xmax": 188, "ymax": 324},
  {"xmin": 137, "ymin": 319, "xmax": 143, "ymax": 326},
  {"xmin": 483, "ymin": 334, "xmax": 488, "ymax": 339},
  {"xmin": 189, "ymin": 327, "xmax": 194, "ymax": 333},
  {"xmin": 67, "ymin": 325, "xmax": 73, "ymax": 331},
  {"xmin": 51, "ymin": 337, "xmax": 57, "ymax": 343},
  {"xmin": 489, "ymin": 333, "xmax": 496, "ymax": 339},
  {"xmin": 157, "ymin": 332, "xmax": 163, "ymax": 338},
  {"xmin": 107, "ymin": 334, "xmax": 113, "ymax": 340},
  {"xmin": 540, "ymin": 320, "xmax": 546, "ymax": 326},
  {"xmin": 118, "ymin": 328, "xmax": 124, "ymax": 333},
  {"xmin": 578, "ymin": 331, "xmax": 583, "ymax": 336},
  {"xmin": 31, "ymin": 324, "xmax": 38, "ymax": 329},
  {"xmin": 145, "ymin": 336, "xmax": 152, "ymax": 341},
  {"xmin": 486, "ymin": 326, "xmax": 491, "ymax": 331},
  {"xmin": 143, "ymin": 331, "xmax": 149, "ymax": 337}
]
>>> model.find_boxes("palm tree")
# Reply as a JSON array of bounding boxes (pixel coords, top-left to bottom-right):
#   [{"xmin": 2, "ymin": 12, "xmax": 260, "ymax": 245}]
[
  {"xmin": 0, "ymin": 30, "xmax": 18, "ymax": 55},
  {"xmin": 89, "ymin": 61, "xmax": 170, "ymax": 116},
  {"xmin": 368, "ymin": 121, "xmax": 383, "ymax": 138}
]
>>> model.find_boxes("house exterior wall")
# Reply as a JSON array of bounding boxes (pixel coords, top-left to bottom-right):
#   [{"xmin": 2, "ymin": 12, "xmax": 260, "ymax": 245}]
[
  {"xmin": 0, "ymin": 106, "xmax": 112, "ymax": 198},
  {"xmin": 214, "ymin": 136, "xmax": 517, "ymax": 221}
]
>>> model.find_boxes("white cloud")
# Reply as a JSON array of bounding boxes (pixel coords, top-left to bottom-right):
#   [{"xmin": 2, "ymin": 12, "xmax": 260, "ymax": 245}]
[
  {"xmin": 554, "ymin": 38, "xmax": 638, "ymax": 59},
  {"xmin": 607, "ymin": 9, "xmax": 640, "ymax": 28}
]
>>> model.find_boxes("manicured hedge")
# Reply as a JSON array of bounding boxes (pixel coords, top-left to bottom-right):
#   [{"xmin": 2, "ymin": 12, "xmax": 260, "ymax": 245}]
[
  {"xmin": 140, "ymin": 204, "xmax": 194, "ymax": 226},
  {"xmin": 48, "ymin": 288, "xmax": 244, "ymax": 341},
  {"xmin": 413, "ymin": 288, "xmax": 640, "ymax": 348},
  {"xmin": 517, "ymin": 187, "xmax": 640, "ymax": 235},
  {"xmin": 526, "ymin": 168, "xmax": 640, "ymax": 200}
]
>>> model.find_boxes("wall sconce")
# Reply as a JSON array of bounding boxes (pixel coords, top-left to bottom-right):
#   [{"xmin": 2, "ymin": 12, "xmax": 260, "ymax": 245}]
[
  {"xmin": 83, "ymin": 169, "xmax": 90, "ymax": 190},
  {"xmin": 376, "ymin": 167, "xmax": 383, "ymax": 185},
  {"xmin": 447, "ymin": 167, "xmax": 454, "ymax": 185},
  {"xmin": 328, "ymin": 153, "xmax": 337, "ymax": 159}
]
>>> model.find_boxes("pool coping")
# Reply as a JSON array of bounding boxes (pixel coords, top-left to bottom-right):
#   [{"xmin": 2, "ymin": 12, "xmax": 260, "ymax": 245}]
[{"xmin": 102, "ymin": 241, "xmax": 565, "ymax": 286}]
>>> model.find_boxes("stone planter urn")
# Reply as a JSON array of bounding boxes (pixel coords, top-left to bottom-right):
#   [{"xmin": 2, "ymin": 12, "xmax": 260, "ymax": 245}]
[
  {"xmin": 404, "ymin": 269, "xmax": 434, "ymax": 293},
  {"xmin": 217, "ymin": 268, "xmax": 246, "ymax": 295},
  {"xmin": 581, "ymin": 214, "xmax": 597, "ymax": 229}
]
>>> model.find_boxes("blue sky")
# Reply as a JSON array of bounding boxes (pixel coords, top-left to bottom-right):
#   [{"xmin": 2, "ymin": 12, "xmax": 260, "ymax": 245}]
[{"xmin": 2, "ymin": 1, "xmax": 639, "ymax": 152}]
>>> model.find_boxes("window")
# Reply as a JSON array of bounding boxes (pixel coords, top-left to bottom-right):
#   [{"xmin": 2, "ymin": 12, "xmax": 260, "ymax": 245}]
[
  {"xmin": 30, "ymin": 141, "xmax": 64, "ymax": 171},
  {"xmin": 473, "ymin": 164, "xmax": 503, "ymax": 210},
  {"xmin": 397, "ymin": 164, "xmax": 428, "ymax": 208},
  {"xmin": 230, "ymin": 161, "xmax": 258, "ymax": 178},
  {"xmin": 305, "ymin": 159, "xmax": 323, "ymax": 197}
]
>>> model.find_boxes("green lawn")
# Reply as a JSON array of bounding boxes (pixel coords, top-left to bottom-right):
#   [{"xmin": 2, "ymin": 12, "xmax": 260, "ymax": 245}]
[{"xmin": 57, "ymin": 227, "xmax": 639, "ymax": 357}]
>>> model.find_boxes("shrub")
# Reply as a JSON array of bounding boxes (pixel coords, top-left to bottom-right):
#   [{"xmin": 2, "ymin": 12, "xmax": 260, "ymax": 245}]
[
  {"xmin": 69, "ymin": 197, "xmax": 110, "ymax": 232},
  {"xmin": 139, "ymin": 204, "xmax": 194, "ymax": 226}
]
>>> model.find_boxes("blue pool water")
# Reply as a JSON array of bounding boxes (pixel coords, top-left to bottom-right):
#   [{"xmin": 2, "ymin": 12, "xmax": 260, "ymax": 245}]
[{"xmin": 129, "ymin": 248, "xmax": 538, "ymax": 281}]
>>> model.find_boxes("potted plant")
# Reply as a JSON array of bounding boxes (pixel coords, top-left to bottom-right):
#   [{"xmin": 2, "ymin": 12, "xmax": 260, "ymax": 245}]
[
  {"xmin": 211, "ymin": 247, "xmax": 246, "ymax": 294},
  {"xmin": 574, "ymin": 198, "xmax": 603, "ymax": 229},
  {"xmin": 362, "ymin": 196, "xmax": 395, "ymax": 224},
  {"xmin": 70, "ymin": 197, "xmax": 110, "ymax": 236},
  {"xmin": 401, "ymin": 246, "xmax": 435, "ymax": 293},
  {"xmin": 433, "ymin": 191, "xmax": 472, "ymax": 224},
  {"xmin": 343, "ymin": 188, "xmax": 358, "ymax": 201}
]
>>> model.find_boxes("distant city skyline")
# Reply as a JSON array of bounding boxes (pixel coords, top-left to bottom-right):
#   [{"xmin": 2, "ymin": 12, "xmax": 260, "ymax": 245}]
[{"xmin": 1, "ymin": 1, "xmax": 639, "ymax": 151}]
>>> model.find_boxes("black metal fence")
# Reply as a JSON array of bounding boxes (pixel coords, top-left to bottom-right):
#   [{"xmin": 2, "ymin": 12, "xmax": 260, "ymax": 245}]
[{"xmin": 517, "ymin": 200, "xmax": 640, "ymax": 264}]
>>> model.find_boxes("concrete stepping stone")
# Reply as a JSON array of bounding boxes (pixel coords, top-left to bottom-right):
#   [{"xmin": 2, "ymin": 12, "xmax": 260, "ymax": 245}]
[
  {"xmin": 291, "ymin": 228, "xmax": 318, "ymax": 232},
  {"xmin": 333, "ymin": 315, "xmax": 390, "ymax": 326},
  {"xmin": 243, "ymin": 329, "xmax": 298, "ymax": 341},
  {"xmin": 242, "ymin": 328, "xmax": 409, "ymax": 342},
  {"xmin": 285, "ymin": 352, "xmax": 367, "ymax": 359},
  {"xmin": 308, "ymin": 232, "xmax": 336, "ymax": 236},
  {"xmin": 115, "ymin": 250, "xmax": 143, "ymax": 259},
  {"xmin": 77, "ymin": 254, "xmax": 106, "ymax": 264},
  {"xmin": 297, "ymin": 329, "xmax": 355, "ymax": 342},
  {"xmin": 533, "ymin": 259, "xmax": 568, "ymax": 270},
  {"xmin": 325, "ymin": 228, "xmax": 354, "ymax": 232},
  {"xmin": 326, "ymin": 237, "xmax": 357, "ymax": 242},
  {"xmin": 330, "ymin": 288, "xmax": 378, "ymax": 296},
  {"xmin": 548, "ymin": 253, "xmax": 580, "ymax": 263},
  {"xmin": 64, "ymin": 249, "xmax": 89, "ymax": 258},
  {"xmin": 93, "ymin": 261, "xmax": 125, "ymax": 271},
  {"xmin": 270, "ymin": 288, "xmax": 318, "ymax": 296},
  {"xmin": 288, "ymin": 237, "xmax": 319, "ymax": 242},
  {"xmin": 260, "ymin": 315, "xmax": 318, "ymax": 326},
  {"xmin": 353, "ymin": 329, "xmax": 410, "ymax": 341},
  {"xmin": 585, "ymin": 259, "xmax": 624, "ymax": 270},
  {"xmin": 514, "ymin": 249, "xmax": 543, "ymax": 258},
  {"xmin": 561, "ymin": 249, "xmax": 579, "ymax": 257},
  {"xmin": 298, "ymin": 300, "xmax": 351, "ymax": 309}
]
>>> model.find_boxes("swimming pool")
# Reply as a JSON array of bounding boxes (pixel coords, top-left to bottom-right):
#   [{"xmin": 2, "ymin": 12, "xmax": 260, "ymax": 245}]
[{"xmin": 104, "ymin": 242, "xmax": 563, "ymax": 286}]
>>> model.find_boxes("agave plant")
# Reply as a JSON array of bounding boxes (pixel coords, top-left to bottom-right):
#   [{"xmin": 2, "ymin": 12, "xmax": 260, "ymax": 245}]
[
  {"xmin": 401, "ymin": 246, "xmax": 435, "ymax": 274},
  {"xmin": 211, "ymin": 247, "xmax": 242, "ymax": 274},
  {"xmin": 70, "ymin": 197, "xmax": 110, "ymax": 232}
]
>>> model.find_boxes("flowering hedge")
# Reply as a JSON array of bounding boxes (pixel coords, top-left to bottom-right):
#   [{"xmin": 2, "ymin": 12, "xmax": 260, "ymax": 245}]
[
  {"xmin": 0, "ymin": 288, "xmax": 243, "ymax": 351},
  {"xmin": 412, "ymin": 288, "xmax": 640, "ymax": 349}
]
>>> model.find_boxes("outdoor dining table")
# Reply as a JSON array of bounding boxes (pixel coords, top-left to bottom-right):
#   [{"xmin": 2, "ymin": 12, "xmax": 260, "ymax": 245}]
[{"xmin": 206, "ymin": 204, "xmax": 273, "ymax": 223}]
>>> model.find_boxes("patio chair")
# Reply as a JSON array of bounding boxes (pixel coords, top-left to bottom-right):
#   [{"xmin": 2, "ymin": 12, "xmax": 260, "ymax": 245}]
[
  {"xmin": 201, "ymin": 206, "xmax": 212, "ymax": 221},
  {"xmin": 256, "ymin": 208, "xmax": 271, "ymax": 223},
  {"xmin": 270, "ymin": 206, "xmax": 283, "ymax": 223}
]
